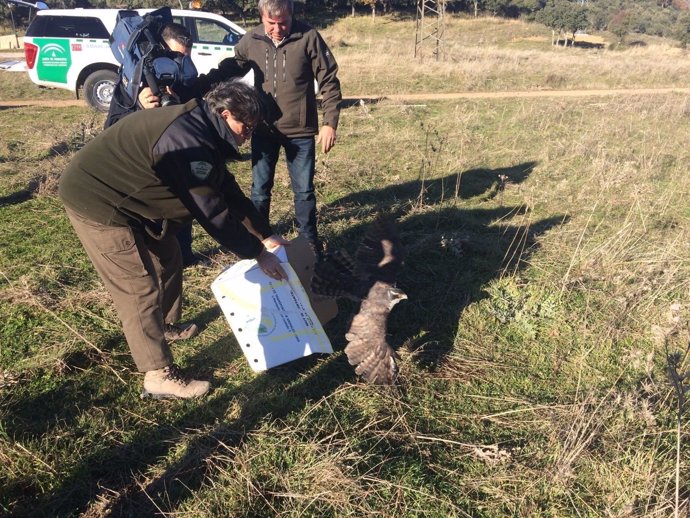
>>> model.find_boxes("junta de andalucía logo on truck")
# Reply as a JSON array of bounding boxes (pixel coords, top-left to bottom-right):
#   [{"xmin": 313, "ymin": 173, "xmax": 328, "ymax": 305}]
[{"xmin": 37, "ymin": 39, "xmax": 71, "ymax": 83}]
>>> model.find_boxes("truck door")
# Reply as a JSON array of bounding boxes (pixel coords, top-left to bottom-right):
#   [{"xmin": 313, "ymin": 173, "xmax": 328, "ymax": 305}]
[{"xmin": 183, "ymin": 16, "xmax": 242, "ymax": 74}]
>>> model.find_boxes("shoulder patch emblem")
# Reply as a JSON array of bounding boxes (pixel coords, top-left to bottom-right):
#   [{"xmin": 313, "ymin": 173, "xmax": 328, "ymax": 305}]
[{"xmin": 190, "ymin": 161, "xmax": 214, "ymax": 181}]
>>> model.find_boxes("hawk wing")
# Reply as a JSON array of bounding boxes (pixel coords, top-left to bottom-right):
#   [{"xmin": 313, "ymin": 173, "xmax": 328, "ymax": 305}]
[
  {"xmin": 353, "ymin": 216, "xmax": 404, "ymax": 284},
  {"xmin": 344, "ymin": 283, "xmax": 400, "ymax": 385},
  {"xmin": 310, "ymin": 249, "xmax": 362, "ymax": 300},
  {"xmin": 311, "ymin": 216, "xmax": 404, "ymax": 300}
]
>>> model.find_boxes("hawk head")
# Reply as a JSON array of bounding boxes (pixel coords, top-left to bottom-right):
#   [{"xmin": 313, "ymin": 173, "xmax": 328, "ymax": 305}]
[{"xmin": 385, "ymin": 286, "xmax": 407, "ymax": 310}]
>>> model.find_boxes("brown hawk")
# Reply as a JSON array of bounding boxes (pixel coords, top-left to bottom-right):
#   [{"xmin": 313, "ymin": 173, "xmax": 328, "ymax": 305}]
[{"xmin": 311, "ymin": 216, "xmax": 406, "ymax": 384}]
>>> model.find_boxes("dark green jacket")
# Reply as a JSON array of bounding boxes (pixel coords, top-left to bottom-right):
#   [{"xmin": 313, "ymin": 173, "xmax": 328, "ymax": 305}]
[
  {"xmin": 59, "ymin": 99, "xmax": 272, "ymax": 259},
  {"xmin": 234, "ymin": 19, "xmax": 341, "ymax": 138}
]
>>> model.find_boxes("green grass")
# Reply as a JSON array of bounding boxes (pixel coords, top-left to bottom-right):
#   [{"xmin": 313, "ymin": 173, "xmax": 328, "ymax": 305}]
[
  {"xmin": 0, "ymin": 69, "xmax": 74, "ymax": 101},
  {"xmin": 1, "ymin": 14, "xmax": 690, "ymax": 518}
]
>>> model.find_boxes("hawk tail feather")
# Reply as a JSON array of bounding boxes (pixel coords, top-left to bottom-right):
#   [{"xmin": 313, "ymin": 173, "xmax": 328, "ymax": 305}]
[{"xmin": 345, "ymin": 334, "xmax": 399, "ymax": 385}]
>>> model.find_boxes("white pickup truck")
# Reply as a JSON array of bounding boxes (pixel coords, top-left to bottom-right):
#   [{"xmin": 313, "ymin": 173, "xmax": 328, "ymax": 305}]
[{"xmin": 23, "ymin": 8, "xmax": 246, "ymax": 111}]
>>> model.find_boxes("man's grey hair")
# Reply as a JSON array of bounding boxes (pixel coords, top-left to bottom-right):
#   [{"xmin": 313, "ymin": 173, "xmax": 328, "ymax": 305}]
[
  {"xmin": 258, "ymin": 0, "xmax": 293, "ymax": 17},
  {"xmin": 205, "ymin": 80, "xmax": 264, "ymax": 128}
]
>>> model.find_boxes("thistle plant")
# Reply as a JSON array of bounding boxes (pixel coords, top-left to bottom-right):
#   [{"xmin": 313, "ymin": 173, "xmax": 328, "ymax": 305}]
[{"xmin": 667, "ymin": 347, "xmax": 690, "ymax": 518}]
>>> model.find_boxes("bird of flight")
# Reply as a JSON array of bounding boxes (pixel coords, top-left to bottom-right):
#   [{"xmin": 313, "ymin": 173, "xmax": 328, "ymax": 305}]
[{"xmin": 311, "ymin": 216, "xmax": 406, "ymax": 384}]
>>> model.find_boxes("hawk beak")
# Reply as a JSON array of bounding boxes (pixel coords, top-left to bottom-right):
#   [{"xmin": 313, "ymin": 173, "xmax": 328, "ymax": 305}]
[{"xmin": 391, "ymin": 287, "xmax": 407, "ymax": 300}]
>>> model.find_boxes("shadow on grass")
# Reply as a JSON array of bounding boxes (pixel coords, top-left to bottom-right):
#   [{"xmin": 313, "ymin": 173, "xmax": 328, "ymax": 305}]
[
  {"xmin": 572, "ymin": 40, "xmax": 606, "ymax": 49},
  {"xmin": 102, "ymin": 354, "xmax": 351, "ymax": 516},
  {"xmin": 0, "ymin": 174, "xmax": 52, "ymax": 205},
  {"xmin": 0, "ymin": 189, "xmax": 32, "ymax": 206},
  {"xmin": 328, "ymin": 162, "xmax": 536, "ymax": 211},
  {"xmin": 3, "ymin": 333, "xmax": 350, "ymax": 516},
  {"xmin": 2, "ymin": 160, "xmax": 567, "ymax": 516},
  {"xmin": 315, "ymin": 161, "xmax": 564, "ymax": 369}
]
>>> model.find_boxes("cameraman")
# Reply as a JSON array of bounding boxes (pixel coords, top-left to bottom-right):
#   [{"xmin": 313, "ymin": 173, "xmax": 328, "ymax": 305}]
[
  {"xmin": 135, "ymin": 23, "xmax": 195, "ymax": 110},
  {"xmin": 105, "ymin": 23, "xmax": 201, "ymax": 266},
  {"xmin": 105, "ymin": 23, "xmax": 195, "ymax": 127}
]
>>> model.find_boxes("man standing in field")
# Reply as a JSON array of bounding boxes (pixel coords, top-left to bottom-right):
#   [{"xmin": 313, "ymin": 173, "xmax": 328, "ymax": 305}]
[
  {"xmin": 234, "ymin": 0, "xmax": 342, "ymax": 257},
  {"xmin": 59, "ymin": 81, "xmax": 288, "ymax": 399}
]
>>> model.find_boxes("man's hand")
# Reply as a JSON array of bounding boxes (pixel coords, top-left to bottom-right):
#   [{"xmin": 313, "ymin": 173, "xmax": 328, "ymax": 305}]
[
  {"xmin": 316, "ymin": 125, "xmax": 337, "ymax": 154},
  {"xmin": 257, "ymin": 248, "xmax": 287, "ymax": 280},
  {"xmin": 262, "ymin": 234, "xmax": 290, "ymax": 251},
  {"xmin": 138, "ymin": 87, "xmax": 161, "ymax": 109},
  {"xmin": 257, "ymin": 235, "xmax": 289, "ymax": 280}
]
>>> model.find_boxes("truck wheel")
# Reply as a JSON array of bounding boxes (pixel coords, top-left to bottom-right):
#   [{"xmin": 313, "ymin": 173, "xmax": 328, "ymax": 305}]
[{"xmin": 83, "ymin": 69, "xmax": 118, "ymax": 112}]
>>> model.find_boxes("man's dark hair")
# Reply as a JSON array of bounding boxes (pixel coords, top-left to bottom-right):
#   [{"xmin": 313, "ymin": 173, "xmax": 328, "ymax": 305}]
[
  {"xmin": 205, "ymin": 80, "xmax": 264, "ymax": 128},
  {"xmin": 161, "ymin": 23, "xmax": 192, "ymax": 50}
]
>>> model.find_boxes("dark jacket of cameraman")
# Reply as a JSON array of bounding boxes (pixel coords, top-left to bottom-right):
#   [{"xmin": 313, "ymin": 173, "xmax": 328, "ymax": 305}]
[
  {"xmin": 61, "ymin": 98, "xmax": 272, "ymax": 259},
  {"xmin": 104, "ymin": 82, "xmax": 142, "ymax": 129},
  {"xmin": 104, "ymin": 58, "xmax": 249, "ymax": 129},
  {"xmin": 233, "ymin": 19, "xmax": 341, "ymax": 138},
  {"xmin": 103, "ymin": 70, "xmax": 197, "ymax": 129}
]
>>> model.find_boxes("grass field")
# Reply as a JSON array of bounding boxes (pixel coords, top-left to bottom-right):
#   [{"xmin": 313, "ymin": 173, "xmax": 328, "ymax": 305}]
[{"xmin": 2, "ymin": 14, "xmax": 690, "ymax": 517}]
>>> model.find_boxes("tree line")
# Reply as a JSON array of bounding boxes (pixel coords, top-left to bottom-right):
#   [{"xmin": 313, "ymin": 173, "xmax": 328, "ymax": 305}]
[{"xmin": 3, "ymin": 0, "xmax": 690, "ymax": 47}]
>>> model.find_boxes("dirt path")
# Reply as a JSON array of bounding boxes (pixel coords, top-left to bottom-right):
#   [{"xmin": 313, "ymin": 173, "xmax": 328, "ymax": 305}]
[
  {"xmin": 381, "ymin": 87, "xmax": 690, "ymax": 100},
  {"xmin": 1, "ymin": 87, "xmax": 689, "ymax": 108},
  {"xmin": 0, "ymin": 88, "xmax": 690, "ymax": 108},
  {"xmin": 0, "ymin": 99, "xmax": 86, "ymax": 107}
]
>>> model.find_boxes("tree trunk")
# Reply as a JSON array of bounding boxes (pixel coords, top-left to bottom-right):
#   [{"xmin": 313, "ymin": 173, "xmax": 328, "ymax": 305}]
[
  {"xmin": 473, "ymin": 0, "xmax": 478, "ymax": 17},
  {"xmin": 551, "ymin": 29, "xmax": 555, "ymax": 46}
]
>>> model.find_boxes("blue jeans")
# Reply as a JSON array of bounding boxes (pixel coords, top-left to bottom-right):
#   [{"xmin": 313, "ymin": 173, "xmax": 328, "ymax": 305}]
[{"xmin": 251, "ymin": 134, "xmax": 318, "ymax": 244}]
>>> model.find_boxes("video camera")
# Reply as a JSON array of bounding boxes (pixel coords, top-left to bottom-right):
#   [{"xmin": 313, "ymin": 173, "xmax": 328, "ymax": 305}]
[
  {"xmin": 111, "ymin": 7, "xmax": 198, "ymax": 109},
  {"xmin": 140, "ymin": 41, "xmax": 197, "ymax": 107}
]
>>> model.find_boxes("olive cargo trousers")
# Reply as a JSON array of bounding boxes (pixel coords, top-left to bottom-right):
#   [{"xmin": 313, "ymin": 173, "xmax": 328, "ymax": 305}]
[{"xmin": 65, "ymin": 207, "xmax": 182, "ymax": 372}]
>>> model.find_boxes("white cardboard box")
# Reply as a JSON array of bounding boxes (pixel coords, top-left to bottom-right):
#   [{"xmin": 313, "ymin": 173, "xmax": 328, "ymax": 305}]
[{"xmin": 211, "ymin": 246, "xmax": 333, "ymax": 371}]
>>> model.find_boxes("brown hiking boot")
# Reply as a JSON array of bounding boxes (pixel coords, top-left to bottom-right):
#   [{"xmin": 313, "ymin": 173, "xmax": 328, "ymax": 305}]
[
  {"xmin": 141, "ymin": 365, "xmax": 210, "ymax": 399},
  {"xmin": 164, "ymin": 322, "xmax": 199, "ymax": 342}
]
